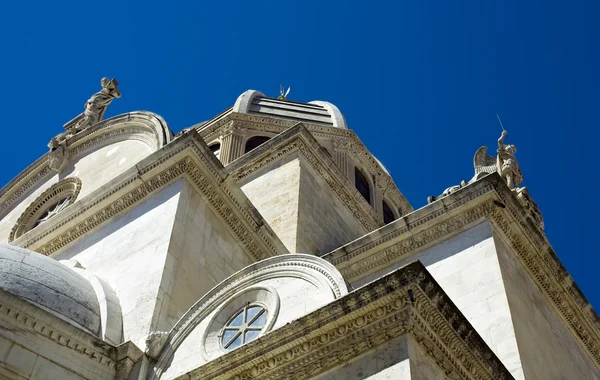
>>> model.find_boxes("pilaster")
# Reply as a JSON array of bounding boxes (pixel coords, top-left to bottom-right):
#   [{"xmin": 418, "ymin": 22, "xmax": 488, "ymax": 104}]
[{"xmin": 219, "ymin": 122, "xmax": 245, "ymax": 165}]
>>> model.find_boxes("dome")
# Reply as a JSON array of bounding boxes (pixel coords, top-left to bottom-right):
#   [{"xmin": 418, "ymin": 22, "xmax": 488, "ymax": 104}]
[
  {"xmin": 0, "ymin": 244, "xmax": 101, "ymax": 336},
  {"xmin": 232, "ymin": 90, "xmax": 348, "ymax": 129}
]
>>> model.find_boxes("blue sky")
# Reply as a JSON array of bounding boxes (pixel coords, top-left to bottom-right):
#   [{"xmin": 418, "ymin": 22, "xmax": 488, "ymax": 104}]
[{"xmin": 1, "ymin": 1, "xmax": 598, "ymax": 308}]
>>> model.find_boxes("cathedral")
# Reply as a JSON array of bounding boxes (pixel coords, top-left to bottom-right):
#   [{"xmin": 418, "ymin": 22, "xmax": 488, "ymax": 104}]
[{"xmin": 0, "ymin": 79, "xmax": 598, "ymax": 380}]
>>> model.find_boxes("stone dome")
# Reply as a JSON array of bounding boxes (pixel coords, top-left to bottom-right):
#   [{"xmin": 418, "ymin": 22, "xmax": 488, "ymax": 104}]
[
  {"xmin": 233, "ymin": 90, "xmax": 348, "ymax": 129},
  {"xmin": 0, "ymin": 244, "xmax": 101, "ymax": 336}
]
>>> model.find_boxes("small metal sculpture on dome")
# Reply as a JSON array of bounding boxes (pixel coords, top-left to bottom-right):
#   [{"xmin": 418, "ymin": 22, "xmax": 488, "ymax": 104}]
[{"xmin": 278, "ymin": 85, "xmax": 291, "ymax": 100}]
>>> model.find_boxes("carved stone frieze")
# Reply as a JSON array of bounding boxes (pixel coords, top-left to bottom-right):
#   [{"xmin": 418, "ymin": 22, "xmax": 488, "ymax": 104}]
[
  {"xmin": 228, "ymin": 125, "xmax": 382, "ymax": 232},
  {"xmin": 324, "ymin": 173, "xmax": 600, "ymax": 371},
  {"xmin": 0, "ymin": 292, "xmax": 116, "ymax": 370},
  {"xmin": 13, "ymin": 132, "xmax": 284, "ymax": 262},
  {"xmin": 196, "ymin": 112, "xmax": 412, "ymax": 216},
  {"xmin": 177, "ymin": 261, "xmax": 513, "ymax": 380}
]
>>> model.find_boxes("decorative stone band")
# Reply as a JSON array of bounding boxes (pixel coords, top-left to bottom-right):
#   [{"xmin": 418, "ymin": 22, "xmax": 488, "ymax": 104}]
[
  {"xmin": 196, "ymin": 112, "xmax": 412, "ymax": 216},
  {"xmin": 323, "ymin": 173, "xmax": 600, "ymax": 371},
  {"xmin": 0, "ymin": 289, "xmax": 116, "ymax": 372},
  {"xmin": 227, "ymin": 123, "xmax": 383, "ymax": 232},
  {"xmin": 9, "ymin": 177, "xmax": 82, "ymax": 242},
  {"xmin": 13, "ymin": 131, "xmax": 285, "ymax": 262},
  {"xmin": 175, "ymin": 261, "xmax": 514, "ymax": 380},
  {"xmin": 0, "ymin": 111, "xmax": 172, "ymax": 221}
]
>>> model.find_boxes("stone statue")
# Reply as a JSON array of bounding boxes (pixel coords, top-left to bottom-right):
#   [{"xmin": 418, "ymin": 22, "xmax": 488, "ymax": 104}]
[
  {"xmin": 472, "ymin": 130, "xmax": 523, "ymax": 190},
  {"xmin": 73, "ymin": 77, "xmax": 121, "ymax": 132},
  {"xmin": 427, "ymin": 180, "xmax": 468, "ymax": 204},
  {"xmin": 496, "ymin": 130, "xmax": 522, "ymax": 190}
]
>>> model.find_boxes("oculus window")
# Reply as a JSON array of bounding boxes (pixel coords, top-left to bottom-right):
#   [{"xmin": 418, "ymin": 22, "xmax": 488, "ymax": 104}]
[{"xmin": 221, "ymin": 304, "xmax": 267, "ymax": 351}]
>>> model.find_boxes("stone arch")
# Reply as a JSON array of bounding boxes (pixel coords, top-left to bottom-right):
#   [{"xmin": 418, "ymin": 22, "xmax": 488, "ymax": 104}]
[
  {"xmin": 149, "ymin": 254, "xmax": 347, "ymax": 380},
  {"xmin": 244, "ymin": 135, "xmax": 271, "ymax": 154}
]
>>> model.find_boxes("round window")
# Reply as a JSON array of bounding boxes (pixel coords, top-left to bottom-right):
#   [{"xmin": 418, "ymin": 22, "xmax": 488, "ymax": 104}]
[{"xmin": 221, "ymin": 304, "xmax": 267, "ymax": 351}]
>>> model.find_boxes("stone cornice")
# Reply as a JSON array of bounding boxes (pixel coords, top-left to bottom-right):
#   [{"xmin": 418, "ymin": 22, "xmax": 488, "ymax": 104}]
[
  {"xmin": 0, "ymin": 289, "xmax": 116, "ymax": 372},
  {"xmin": 227, "ymin": 124, "xmax": 382, "ymax": 232},
  {"xmin": 323, "ymin": 173, "xmax": 600, "ymax": 370},
  {"xmin": 196, "ymin": 112, "xmax": 412, "ymax": 215},
  {"xmin": 0, "ymin": 111, "xmax": 172, "ymax": 221},
  {"xmin": 11, "ymin": 130, "xmax": 287, "ymax": 261},
  {"xmin": 176, "ymin": 261, "xmax": 513, "ymax": 380}
]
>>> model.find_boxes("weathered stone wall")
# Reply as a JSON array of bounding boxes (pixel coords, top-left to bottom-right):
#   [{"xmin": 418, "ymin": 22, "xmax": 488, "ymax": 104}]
[
  {"xmin": 296, "ymin": 157, "xmax": 368, "ymax": 255},
  {"xmin": 0, "ymin": 323, "xmax": 110, "ymax": 379},
  {"xmin": 239, "ymin": 154, "xmax": 368, "ymax": 255},
  {"xmin": 407, "ymin": 336, "xmax": 447, "ymax": 380},
  {"xmin": 153, "ymin": 180, "xmax": 255, "ymax": 331},
  {"xmin": 55, "ymin": 180, "xmax": 182, "ymax": 348},
  {"xmin": 494, "ymin": 232, "xmax": 600, "ymax": 380},
  {"xmin": 312, "ymin": 336, "xmax": 411, "ymax": 379},
  {"xmin": 0, "ymin": 140, "xmax": 152, "ymax": 242},
  {"xmin": 239, "ymin": 154, "xmax": 301, "ymax": 253},
  {"xmin": 352, "ymin": 222, "xmax": 524, "ymax": 379}
]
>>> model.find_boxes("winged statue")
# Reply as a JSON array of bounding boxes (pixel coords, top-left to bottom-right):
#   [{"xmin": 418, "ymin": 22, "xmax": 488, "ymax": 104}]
[{"xmin": 472, "ymin": 130, "xmax": 522, "ymax": 190}]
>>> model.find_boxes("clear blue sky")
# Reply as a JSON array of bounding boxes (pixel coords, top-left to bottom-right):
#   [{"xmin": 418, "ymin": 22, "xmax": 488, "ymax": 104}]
[{"xmin": 1, "ymin": 1, "xmax": 598, "ymax": 308}]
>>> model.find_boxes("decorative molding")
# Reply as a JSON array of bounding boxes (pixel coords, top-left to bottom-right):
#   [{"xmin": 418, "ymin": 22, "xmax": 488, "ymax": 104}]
[
  {"xmin": 196, "ymin": 112, "xmax": 412, "ymax": 216},
  {"xmin": 9, "ymin": 177, "xmax": 82, "ymax": 242},
  {"xmin": 176, "ymin": 261, "xmax": 513, "ymax": 380},
  {"xmin": 0, "ymin": 111, "xmax": 172, "ymax": 222},
  {"xmin": 228, "ymin": 125, "xmax": 382, "ymax": 232},
  {"xmin": 150, "ymin": 254, "xmax": 347, "ymax": 380},
  {"xmin": 323, "ymin": 173, "xmax": 600, "ymax": 371},
  {"xmin": 13, "ymin": 132, "xmax": 284, "ymax": 263},
  {"xmin": 0, "ymin": 291, "xmax": 116, "ymax": 370}
]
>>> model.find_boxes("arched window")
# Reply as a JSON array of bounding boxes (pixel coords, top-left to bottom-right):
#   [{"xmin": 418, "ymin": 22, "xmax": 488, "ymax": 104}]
[
  {"xmin": 209, "ymin": 142, "xmax": 221, "ymax": 158},
  {"xmin": 355, "ymin": 168, "xmax": 371, "ymax": 204},
  {"xmin": 383, "ymin": 201, "xmax": 395, "ymax": 224},
  {"xmin": 245, "ymin": 136, "xmax": 270, "ymax": 154}
]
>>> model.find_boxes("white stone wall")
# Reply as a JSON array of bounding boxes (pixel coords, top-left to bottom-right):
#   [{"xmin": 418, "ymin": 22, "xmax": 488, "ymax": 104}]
[
  {"xmin": 239, "ymin": 154, "xmax": 368, "ymax": 255},
  {"xmin": 352, "ymin": 222, "xmax": 524, "ymax": 379},
  {"xmin": 55, "ymin": 180, "xmax": 182, "ymax": 347},
  {"xmin": 494, "ymin": 232, "xmax": 600, "ymax": 380},
  {"xmin": 239, "ymin": 154, "xmax": 301, "ymax": 253},
  {"xmin": 0, "ymin": 140, "xmax": 152, "ymax": 242},
  {"xmin": 297, "ymin": 157, "xmax": 369, "ymax": 255},
  {"xmin": 153, "ymin": 180, "xmax": 255, "ymax": 332}
]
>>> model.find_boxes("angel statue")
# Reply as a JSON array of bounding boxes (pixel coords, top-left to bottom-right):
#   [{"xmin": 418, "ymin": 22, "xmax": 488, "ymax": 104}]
[
  {"xmin": 70, "ymin": 77, "xmax": 121, "ymax": 132},
  {"xmin": 472, "ymin": 130, "xmax": 523, "ymax": 190}
]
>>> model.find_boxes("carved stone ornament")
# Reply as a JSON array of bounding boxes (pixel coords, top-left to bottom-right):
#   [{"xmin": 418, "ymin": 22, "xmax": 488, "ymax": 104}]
[
  {"xmin": 145, "ymin": 331, "xmax": 169, "ymax": 359},
  {"xmin": 52, "ymin": 77, "xmax": 122, "ymax": 147},
  {"xmin": 9, "ymin": 177, "xmax": 82, "ymax": 242},
  {"xmin": 47, "ymin": 137, "xmax": 71, "ymax": 172},
  {"xmin": 471, "ymin": 130, "xmax": 542, "ymax": 230}
]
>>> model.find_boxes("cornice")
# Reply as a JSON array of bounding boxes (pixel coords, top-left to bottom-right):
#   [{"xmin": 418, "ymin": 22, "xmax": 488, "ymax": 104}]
[
  {"xmin": 176, "ymin": 261, "xmax": 513, "ymax": 380},
  {"xmin": 0, "ymin": 289, "xmax": 116, "ymax": 371},
  {"xmin": 11, "ymin": 130, "xmax": 286, "ymax": 261},
  {"xmin": 197, "ymin": 113, "xmax": 412, "ymax": 215},
  {"xmin": 227, "ymin": 124, "xmax": 382, "ymax": 232},
  {"xmin": 0, "ymin": 111, "xmax": 172, "ymax": 221},
  {"xmin": 323, "ymin": 173, "xmax": 600, "ymax": 371}
]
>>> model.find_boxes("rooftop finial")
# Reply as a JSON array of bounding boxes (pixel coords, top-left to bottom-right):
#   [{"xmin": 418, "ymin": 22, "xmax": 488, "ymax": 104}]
[{"xmin": 278, "ymin": 85, "xmax": 291, "ymax": 100}]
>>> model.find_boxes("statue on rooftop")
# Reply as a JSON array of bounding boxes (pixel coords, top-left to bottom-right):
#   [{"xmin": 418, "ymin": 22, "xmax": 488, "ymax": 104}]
[
  {"xmin": 472, "ymin": 130, "xmax": 522, "ymax": 190},
  {"xmin": 496, "ymin": 130, "xmax": 522, "ymax": 190},
  {"xmin": 73, "ymin": 77, "xmax": 121, "ymax": 132}
]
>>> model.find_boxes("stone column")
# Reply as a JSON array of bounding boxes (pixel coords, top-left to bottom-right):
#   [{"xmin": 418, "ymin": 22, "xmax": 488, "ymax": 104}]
[
  {"xmin": 219, "ymin": 122, "xmax": 246, "ymax": 165},
  {"xmin": 332, "ymin": 139, "xmax": 354, "ymax": 180}
]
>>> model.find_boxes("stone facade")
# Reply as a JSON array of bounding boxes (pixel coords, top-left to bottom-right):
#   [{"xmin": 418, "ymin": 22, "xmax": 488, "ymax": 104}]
[{"xmin": 0, "ymin": 86, "xmax": 597, "ymax": 380}]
